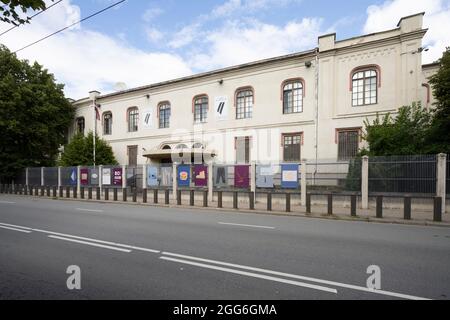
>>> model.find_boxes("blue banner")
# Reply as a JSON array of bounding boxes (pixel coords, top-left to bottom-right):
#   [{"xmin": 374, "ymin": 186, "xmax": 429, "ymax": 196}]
[
  {"xmin": 281, "ymin": 164, "xmax": 299, "ymax": 189},
  {"xmin": 177, "ymin": 165, "xmax": 191, "ymax": 187}
]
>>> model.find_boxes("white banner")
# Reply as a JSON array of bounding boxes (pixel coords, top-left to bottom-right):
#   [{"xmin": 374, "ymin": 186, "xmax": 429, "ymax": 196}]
[
  {"xmin": 214, "ymin": 96, "xmax": 228, "ymax": 121},
  {"xmin": 142, "ymin": 108, "xmax": 153, "ymax": 129},
  {"xmin": 102, "ymin": 168, "xmax": 111, "ymax": 185}
]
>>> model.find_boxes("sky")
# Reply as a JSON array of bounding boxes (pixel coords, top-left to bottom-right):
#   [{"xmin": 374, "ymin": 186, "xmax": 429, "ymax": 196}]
[{"xmin": 0, "ymin": 0, "xmax": 449, "ymax": 99}]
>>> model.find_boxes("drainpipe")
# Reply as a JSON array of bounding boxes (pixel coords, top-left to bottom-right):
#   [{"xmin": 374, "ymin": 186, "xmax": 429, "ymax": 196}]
[{"xmin": 313, "ymin": 47, "xmax": 320, "ymax": 184}]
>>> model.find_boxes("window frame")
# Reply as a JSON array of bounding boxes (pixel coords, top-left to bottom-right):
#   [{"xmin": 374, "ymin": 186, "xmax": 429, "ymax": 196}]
[
  {"xmin": 336, "ymin": 128, "xmax": 361, "ymax": 161},
  {"xmin": 158, "ymin": 102, "xmax": 171, "ymax": 129},
  {"xmin": 282, "ymin": 132, "xmax": 303, "ymax": 162},
  {"xmin": 350, "ymin": 65, "xmax": 381, "ymax": 107},
  {"xmin": 193, "ymin": 94, "xmax": 209, "ymax": 124},
  {"xmin": 103, "ymin": 112, "xmax": 113, "ymax": 135},
  {"xmin": 127, "ymin": 107, "xmax": 139, "ymax": 133},
  {"xmin": 76, "ymin": 117, "xmax": 85, "ymax": 135},
  {"xmin": 235, "ymin": 87, "xmax": 254, "ymax": 120},
  {"xmin": 235, "ymin": 136, "xmax": 252, "ymax": 164},
  {"xmin": 281, "ymin": 78, "xmax": 305, "ymax": 114}
]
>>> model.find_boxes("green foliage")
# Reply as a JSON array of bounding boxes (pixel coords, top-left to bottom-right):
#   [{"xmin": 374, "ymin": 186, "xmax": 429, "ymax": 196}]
[
  {"xmin": 0, "ymin": 44, "xmax": 74, "ymax": 182},
  {"xmin": 426, "ymin": 47, "xmax": 450, "ymax": 154},
  {"xmin": 0, "ymin": 0, "xmax": 48, "ymax": 25},
  {"xmin": 59, "ymin": 132, "xmax": 118, "ymax": 167},
  {"xmin": 360, "ymin": 102, "xmax": 433, "ymax": 156}
]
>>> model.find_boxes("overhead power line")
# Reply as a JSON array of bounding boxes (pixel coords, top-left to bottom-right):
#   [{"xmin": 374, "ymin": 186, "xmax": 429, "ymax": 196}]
[
  {"xmin": 0, "ymin": 0, "xmax": 64, "ymax": 38},
  {"xmin": 13, "ymin": 0, "xmax": 126, "ymax": 54}
]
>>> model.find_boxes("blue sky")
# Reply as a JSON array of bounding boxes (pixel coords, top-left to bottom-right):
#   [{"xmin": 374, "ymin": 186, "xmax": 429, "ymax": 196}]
[{"xmin": 1, "ymin": 0, "xmax": 449, "ymax": 98}]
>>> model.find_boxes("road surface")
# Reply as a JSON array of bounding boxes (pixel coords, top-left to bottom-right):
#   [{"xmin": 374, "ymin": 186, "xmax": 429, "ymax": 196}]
[{"xmin": 0, "ymin": 194, "xmax": 449, "ymax": 300}]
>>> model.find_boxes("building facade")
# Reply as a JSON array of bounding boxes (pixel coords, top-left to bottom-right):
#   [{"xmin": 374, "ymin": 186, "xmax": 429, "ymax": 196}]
[{"xmin": 71, "ymin": 13, "xmax": 439, "ymax": 166}]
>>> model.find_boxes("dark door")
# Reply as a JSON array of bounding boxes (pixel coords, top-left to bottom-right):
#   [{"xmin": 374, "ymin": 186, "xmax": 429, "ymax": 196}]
[{"xmin": 128, "ymin": 145, "xmax": 138, "ymax": 166}]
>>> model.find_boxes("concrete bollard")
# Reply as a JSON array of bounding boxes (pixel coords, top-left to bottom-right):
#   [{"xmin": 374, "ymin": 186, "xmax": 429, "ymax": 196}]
[
  {"xmin": 306, "ymin": 193, "xmax": 311, "ymax": 214},
  {"xmin": 286, "ymin": 193, "xmax": 291, "ymax": 213},
  {"xmin": 350, "ymin": 195, "xmax": 357, "ymax": 217},
  {"xmin": 218, "ymin": 191, "xmax": 223, "ymax": 208},
  {"xmin": 165, "ymin": 189, "xmax": 170, "ymax": 205},
  {"xmin": 434, "ymin": 197, "xmax": 442, "ymax": 222},
  {"xmin": 404, "ymin": 197, "xmax": 411, "ymax": 220},
  {"xmin": 249, "ymin": 192, "xmax": 255, "ymax": 210},
  {"xmin": 376, "ymin": 196, "xmax": 383, "ymax": 218},
  {"xmin": 190, "ymin": 190, "xmax": 195, "ymax": 206}
]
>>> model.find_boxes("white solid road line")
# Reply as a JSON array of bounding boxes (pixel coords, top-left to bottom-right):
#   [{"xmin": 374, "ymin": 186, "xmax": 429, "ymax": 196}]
[
  {"xmin": 218, "ymin": 222, "xmax": 275, "ymax": 229},
  {"xmin": 160, "ymin": 256, "xmax": 338, "ymax": 294},
  {"xmin": 48, "ymin": 235, "xmax": 131, "ymax": 253},
  {"xmin": 0, "ymin": 225, "xmax": 32, "ymax": 233},
  {"xmin": 0, "ymin": 222, "xmax": 160, "ymax": 254},
  {"xmin": 76, "ymin": 208, "xmax": 104, "ymax": 213},
  {"xmin": 161, "ymin": 252, "xmax": 430, "ymax": 300}
]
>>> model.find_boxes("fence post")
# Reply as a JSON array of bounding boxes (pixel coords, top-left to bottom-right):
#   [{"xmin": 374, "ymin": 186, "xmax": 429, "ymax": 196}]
[
  {"xmin": 286, "ymin": 193, "xmax": 291, "ymax": 213},
  {"xmin": 66, "ymin": 186, "xmax": 70, "ymax": 198},
  {"xmin": 436, "ymin": 153, "xmax": 446, "ymax": 214},
  {"xmin": 267, "ymin": 193, "xmax": 272, "ymax": 211},
  {"xmin": 41, "ymin": 167, "xmax": 45, "ymax": 187},
  {"xmin": 404, "ymin": 197, "xmax": 411, "ymax": 220},
  {"xmin": 249, "ymin": 192, "xmax": 255, "ymax": 210},
  {"xmin": 301, "ymin": 160, "xmax": 307, "ymax": 206},
  {"xmin": 172, "ymin": 163, "xmax": 178, "ymax": 200},
  {"xmin": 306, "ymin": 193, "xmax": 311, "ymax": 214},
  {"xmin": 58, "ymin": 166, "xmax": 62, "ymax": 190},
  {"xmin": 208, "ymin": 162, "xmax": 213, "ymax": 205},
  {"xmin": 434, "ymin": 197, "xmax": 442, "ymax": 222},
  {"xmin": 376, "ymin": 196, "xmax": 383, "ymax": 218},
  {"xmin": 99, "ymin": 165, "xmax": 103, "ymax": 196},
  {"xmin": 251, "ymin": 162, "xmax": 256, "ymax": 202},
  {"xmin": 361, "ymin": 156, "xmax": 369, "ymax": 210},
  {"xmin": 77, "ymin": 166, "xmax": 81, "ymax": 196}
]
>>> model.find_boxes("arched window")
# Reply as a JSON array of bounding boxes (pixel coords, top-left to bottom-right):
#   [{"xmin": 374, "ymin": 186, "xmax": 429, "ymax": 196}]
[
  {"xmin": 282, "ymin": 80, "xmax": 304, "ymax": 114},
  {"xmin": 103, "ymin": 112, "xmax": 112, "ymax": 135},
  {"xmin": 235, "ymin": 87, "xmax": 253, "ymax": 119},
  {"xmin": 193, "ymin": 143, "xmax": 204, "ymax": 149},
  {"xmin": 127, "ymin": 107, "xmax": 139, "ymax": 132},
  {"xmin": 76, "ymin": 117, "xmax": 85, "ymax": 134},
  {"xmin": 193, "ymin": 95, "xmax": 208, "ymax": 123},
  {"xmin": 351, "ymin": 67, "xmax": 379, "ymax": 106},
  {"xmin": 162, "ymin": 145, "xmax": 172, "ymax": 150},
  {"xmin": 176, "ymin": 144, "xmax": 188, "ymax": 149},
  {"xmin": 158, "ymin": 102, "xmax": 171, "ymax": 129}
]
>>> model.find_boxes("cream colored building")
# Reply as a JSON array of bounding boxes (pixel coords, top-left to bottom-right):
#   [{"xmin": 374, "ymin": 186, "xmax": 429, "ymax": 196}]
[{"xmin": 71, "ymin": 13, "xmax": 439, "ymax": 166}]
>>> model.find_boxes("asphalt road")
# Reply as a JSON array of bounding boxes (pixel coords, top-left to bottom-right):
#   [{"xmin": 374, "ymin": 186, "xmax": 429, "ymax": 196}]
[{"xmin": 0, "ymin": 194, "xmax": 449, "ymax": 300}]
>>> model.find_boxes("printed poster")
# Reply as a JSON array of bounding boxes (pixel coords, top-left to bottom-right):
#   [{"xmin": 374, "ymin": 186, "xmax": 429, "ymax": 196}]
[
  {"xmin": 256, "ymin": 165, "xmax": 274, "ymax": 188},
  {"xmin": 80, "ymin": 168, "xmax": 89, "ymax": 186},
  {"xmin": 214, "ymin": 96, "xmax": 228, "ymax": 121},
  {"xmin": 147, "ymin": 166, "xmax": 159, "ymax": 187},
  {"xmin": 102, "ymin": 168, "xmax": 111, "ymax": 185},
  {"xmin": 234, "ymin": 165, "xmax": 250, "ymax": 188},
  {"xmin": 177, "ymin": 165, "xmax": 190, "ymax": 187},
  {"xmin": 112, "ymin": 168, "xmax": 123, "ymax": 186},
  {"xmin": 194, "ymin": 165, "xmax": 208, "ymax": 187},
  {"xmin": 281, "ymin": 164, "xmax": 299, "ymax": 189}
]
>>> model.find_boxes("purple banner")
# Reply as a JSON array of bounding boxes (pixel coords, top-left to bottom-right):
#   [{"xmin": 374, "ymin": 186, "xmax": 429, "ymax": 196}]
[
  {"xmin": 234, "ymin": 165, "xmax": 250, "ymax": 188},
  {"xmin": 113, "ymin": 168, "xmax": 123, "ymax": 186},
  {"xmin": 194, "ymin": 165, "xmax": 208, "ymax": 187},
  {"xmin": 80, "ymin": 168, "xmax": 89, "ymax": 186}
]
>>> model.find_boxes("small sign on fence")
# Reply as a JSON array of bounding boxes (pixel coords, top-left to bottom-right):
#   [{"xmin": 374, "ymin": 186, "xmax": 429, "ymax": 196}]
[
  {"xmin": 102, "ymin": 168, "xmax": 111, "ymax": 185},
  {"xmin": 281, "ymin": 164, "xmax": 299, "ymax": 189},
  {"xmin": 177, "ymin": 165, "xmax": 190, "ymax": 187},
  {"xmin": 147, "ymin": 166, "xmax": 159, "ymax": 187},
  {"xmin": 112, "ymin": 168, "xmax": 122, "ymax": 186}
]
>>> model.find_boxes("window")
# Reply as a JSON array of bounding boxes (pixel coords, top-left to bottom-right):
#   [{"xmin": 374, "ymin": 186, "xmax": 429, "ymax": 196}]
[
  {"xmin": 352, "ymin": 69, "xmax": 378, "ymax": 106},
  {"xmin": 283, "ymin": 133, "xmax": 302, "ymax": 162},
  {"xmin": 176, "ymin": 144, "xmax": 188, "ymax": 149},
  {"xmin": 194, "ymin": 96, "xmax": 208, "ymax": 123},
  {"xmin": 159, "ymin": 103, "xmax": 171, "ymax": 128},
  {"xmin": 128, "ymin": 107, "xmax": 139, "ymax": 132},
  {"xmin": 337, "ymin": 130, "xmax": 360, "ymax": 161},
  {"xmin": 283, "ymin": 81, "xmax": 303, "ymax": 114},
  {"xmin": 103, "ymin": 112, "xmax": 112, "ymax": 135},
  {"xmin": 193, "ymin": 143, "xmax": 204, "ymax": 149},
  {"xmin": 162, "ymin": 145, "xmax": 172, "ymax": 150},
  {"xmin": 76, "ymin": 117, "xmax": 85, "ymax": 134},
  {"xmin": 236, "ymin": 137, "xmax": 251, "ymax": 164},
  {"xmin": 236, "ymin": 88, "xmax": 253, "ymax": 119}
]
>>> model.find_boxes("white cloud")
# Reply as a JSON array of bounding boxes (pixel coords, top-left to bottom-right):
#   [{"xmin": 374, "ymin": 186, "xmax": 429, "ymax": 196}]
[
  {"xmin": 0, "ymin": 0, "xmax": 192, "ymax": 99},
  {"xmin": 145, "ymin": 27, "xmax": 163, "ymax": 43},
  {"xmin": 363, "ymin": 0, "xmax": 450, "ymax": 63},
  {"xmin": 188, "ymin": 18, "xmax": 323, "ymax": 70},
  {"xmin": 142, "ymin": 7, "xmax": 164, "ymax": 23},
  {"xmin": 211, "ymin": 0, "xmax": 302, "ymax": 18}
]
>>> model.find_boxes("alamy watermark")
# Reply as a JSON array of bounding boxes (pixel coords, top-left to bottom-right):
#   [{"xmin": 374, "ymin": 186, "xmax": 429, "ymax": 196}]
[{"xmin": 66, "ymin": 265, "xmax": 81, "ymax": 290}]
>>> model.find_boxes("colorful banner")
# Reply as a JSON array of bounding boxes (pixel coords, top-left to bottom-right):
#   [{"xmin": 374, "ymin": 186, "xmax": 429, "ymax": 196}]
[
  {"xmin": 90, "ymin": 168, "xmax": 99, "ymax": 185},
  {"xmin": 147, "ymin": 166, "xmax": 159, "ymax": 187},
  {"xmin": 80, "ymin": 168, "xmax": 89, "ymax": 186},
  {"xmin": 102, "ymin": 168, "xmax": 111, "ymax": 185},
  {"xmin": 214, "ymin": 166, "xmax": 228, "ymax": 187},
  {"xmin": 234, "ymin": 165, "xmax": 250, "ymax": 188},
  {"xmin": 112, "ymin": 168, "xmax": 123, "ymax": 186},
  {"xmin": 256, "ymin": 165, "xmax": 274, "ymax": 188},
  {"xmin": 281, "ymin": 164, "xmax": 299, "ymax": 189},
  {"xmin": 177, "ymin": 165, "xmax": 191, "ymax": 187},
  {"xmin": 194, "ymin": 165, "xmax": 208, "ymax": 187},
  {"xmin": 68, "ymin": 168, "xmax": 77, "ymax": 185}
]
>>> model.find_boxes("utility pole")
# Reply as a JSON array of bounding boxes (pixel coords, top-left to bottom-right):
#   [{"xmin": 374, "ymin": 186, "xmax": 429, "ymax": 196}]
[{"xmin": 89, "ymin": 91, "xmax": 101, "ymax": 167}]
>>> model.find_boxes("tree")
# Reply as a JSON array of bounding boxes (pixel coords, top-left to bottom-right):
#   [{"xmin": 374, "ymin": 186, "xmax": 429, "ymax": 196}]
[
  {"xmin": 59, "ymin": 132, "xmax": 118, "ymax": 167},
  {"xmin": 426, "ymin": 47, "xmax": 450, "ymax": 154},
  {"xmin": 360, "ymin": 102, "xmax": 433, "ymax": 156},
  {"xmin": 0, "ymin": 44, "xmax": 74, "ymax": 182},
  {"xmin": 0, "ymin": 0, "xmax": 49, "ymax": 25}
]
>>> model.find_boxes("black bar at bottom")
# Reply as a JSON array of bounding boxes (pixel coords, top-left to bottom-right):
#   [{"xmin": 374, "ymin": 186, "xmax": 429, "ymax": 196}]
[
  {"xmin": 249, "ymin": 192, "xmax": 255, "ymax": 210},
  {"xmin": 403, "ymin": 197, "xmax": 411, "ymax": 220},
  {"xmin": 203, "ymin": 191, "xmax": 208, "ymax": 207},
  {"xmin": 286, "ymin": 193, "xmax": 291, "ymax": 213},
  {"xmin": 165, "ymin": 190, "xmax": 170, "ymax": 205},
  {"xmin": 306, "ymin": 194, "xmax": 311, "ymax": 214}
]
